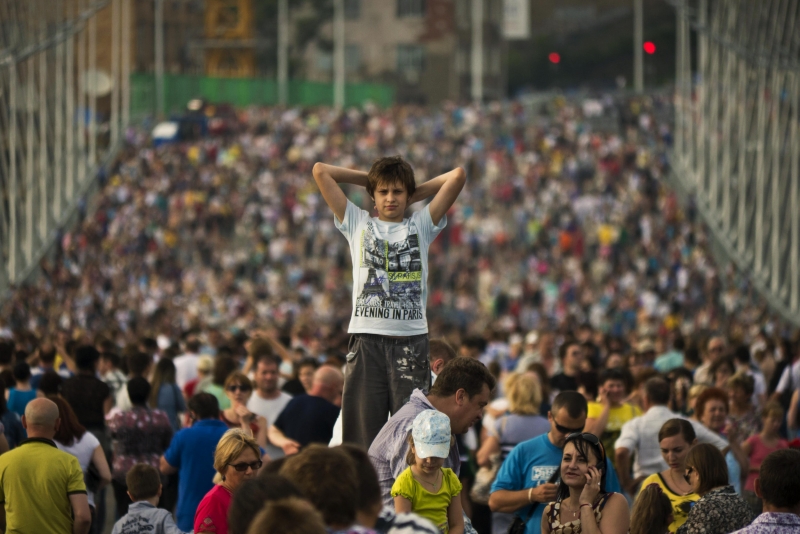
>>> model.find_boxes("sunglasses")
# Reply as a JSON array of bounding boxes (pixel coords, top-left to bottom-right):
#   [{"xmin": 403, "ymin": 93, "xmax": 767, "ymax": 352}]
[
  {"xmin": 554, "ymin": 421, "xmax": 585, "ymax": 435},
  {"xmin": 228, "ymin": 460, "xmax": 262, "ymax": 472},
  {"xmin": 683, "ymin": 466, "xmax": 695, "ymax": 484},
  {"xmin": 227, "ymin": 385, "xmax": 252, "ymax": 392}
]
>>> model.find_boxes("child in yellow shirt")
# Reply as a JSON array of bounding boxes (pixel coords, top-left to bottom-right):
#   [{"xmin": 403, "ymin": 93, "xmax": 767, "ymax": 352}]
[{"xmin": 391, "ymin": 410, "xmax": 464, "ymax": 534}]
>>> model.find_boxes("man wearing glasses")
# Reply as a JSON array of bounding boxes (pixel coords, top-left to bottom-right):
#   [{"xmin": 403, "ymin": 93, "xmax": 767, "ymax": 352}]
[{"xmin": 489, "ymin": 391, "xmax": 621, "ymax": 534}]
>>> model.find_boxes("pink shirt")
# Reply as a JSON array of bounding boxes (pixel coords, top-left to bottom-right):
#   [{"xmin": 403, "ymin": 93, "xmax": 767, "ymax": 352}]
[
  {"xmin": 744, "ymin": 434, "xmax": 788, "ymax": 491},
  {"xmin": 194, "ymin": 484, "xmax": 233, "ymax": 534}
]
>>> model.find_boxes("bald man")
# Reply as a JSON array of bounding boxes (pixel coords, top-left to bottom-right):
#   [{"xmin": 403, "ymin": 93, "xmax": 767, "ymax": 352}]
[
  {"xmin": 0, "ymin": 398, "xmax": 92, "ymax": 534},
  {"xmin": 268, "ymin": 365, "xmax": 344, "ymax": 455}
]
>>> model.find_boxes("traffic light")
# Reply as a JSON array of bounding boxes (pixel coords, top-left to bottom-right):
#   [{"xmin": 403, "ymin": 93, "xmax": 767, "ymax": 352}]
[
  {"xmin": 643, "ymin": 41, "xmax": 656, "ymax": 54},
  {"xmin": 548, "ymin": 52, "xmax": 561, "ymax": 64}
]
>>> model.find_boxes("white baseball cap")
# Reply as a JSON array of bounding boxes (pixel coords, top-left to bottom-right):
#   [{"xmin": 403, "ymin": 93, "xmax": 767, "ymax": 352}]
[{"xmin": 412, "ymin": 410, "xmax": 451, "ymax": 459}]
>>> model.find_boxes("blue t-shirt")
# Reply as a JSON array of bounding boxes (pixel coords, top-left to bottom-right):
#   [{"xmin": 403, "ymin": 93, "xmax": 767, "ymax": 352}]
[
  {"xmin": 7, "ymin": 389, "xmax": 37, "ymax": 417},
  {"xmin": 491, "ymin": 433, "xmax": 622, "ymax": 534},
  {"xmin": 163, "ymin": 419, "xmax": 228, "ymax": 532}
]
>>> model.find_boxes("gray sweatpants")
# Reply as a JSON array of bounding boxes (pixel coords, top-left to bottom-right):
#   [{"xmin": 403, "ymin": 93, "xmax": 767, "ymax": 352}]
[{"xmin": 342, "ymin": 333, "xmax": 430, "ymax": 451}]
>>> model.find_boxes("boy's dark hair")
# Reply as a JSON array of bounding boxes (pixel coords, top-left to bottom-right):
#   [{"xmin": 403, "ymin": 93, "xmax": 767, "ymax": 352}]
[
  {"xmin": 126, "ymin": 352, "xmax": 152, "ymax": 377},
  {"xmin": 279, "ymin": 444, "xmax": 358, "ymax": 527},
  {"xmin": 366, "ymin": 155, "xmax": 416, "ymax": 199},
  {"xmin": 551, "ymin": 391, "xmax": 588, "ymax": 418},
  {"xmin": 429, "ymin": 357, "xmax": 496, "ymax": 399},
  {"xmin": 758, "ymin": 448, "xmax": 800, "ymax": 508},
  {"xmin": 337, "ymin": 444, "xmax": 381, "ymax": 513},
  {"xmin": 74, "ymin": 345, "xmax": 100, "ymax": 371},
  {"xmin": 188, "ymin": 392, "xmax": 220, "ymax": 420},
  {"xmin": 644, "ymin": 377, "xmax": 671, "ymax": 405},
  {"xmin": 12, "ymin": 362, "xmax": 31, "ymax": 383},
  {"xmin": 686, "ymin": 443, "xmax": 729, "ymax": 495},
  {"xmin": 228, "ymin": 473, "xmax": 303, "ymax": 534},
  {"xmin": 429, "ymin": 339, "xmax": 457, "ymax": 367},
  {"xmin": 38, "ymin": 370, "xmax": 63, "ymax": 396},
  {"xmin": 127, "ymin": 377, "xmax": 151, "ymax": 405},
  {"xmin": 126, "ymin": 463, "xmax": 161, "ymax": 501}
]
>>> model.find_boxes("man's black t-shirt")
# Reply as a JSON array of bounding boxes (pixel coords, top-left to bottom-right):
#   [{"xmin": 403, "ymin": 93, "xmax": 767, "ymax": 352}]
[
  {"xmin": 273, "ymin": 394, "xmax": 340, "ymax": 447},
  {"xmin": 550, "ymin": 372, "xmax": 579, "ymax": 394},
  {"xmin": 62, "ymin": 373, "xmax": 111, "ymax": 429}
]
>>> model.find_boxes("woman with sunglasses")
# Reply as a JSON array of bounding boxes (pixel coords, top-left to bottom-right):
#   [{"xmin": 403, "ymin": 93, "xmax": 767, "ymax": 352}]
[
  {"xmin": 219, "ymin": 372, "xmax": 268, "ymax": 448},
  {"xmin": 542, "ymin": 432, "xmax": 629, "ymax": 534},
  {"xmin": 676, "ymin": 443, "xmax": 754, "ymax": 534},
  {"xmin": 195, "ymin": 428, "xmax": 263, "ymax": 534},
  {"xmin": 637, "ymin": 419, "xmax": 699, "ymax": 532}
]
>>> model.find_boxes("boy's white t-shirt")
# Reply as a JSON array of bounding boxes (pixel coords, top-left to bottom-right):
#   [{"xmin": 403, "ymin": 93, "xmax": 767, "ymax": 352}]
[{"xmin": 335, "ymin": 200, "xmax": 446, "ymax": 336}]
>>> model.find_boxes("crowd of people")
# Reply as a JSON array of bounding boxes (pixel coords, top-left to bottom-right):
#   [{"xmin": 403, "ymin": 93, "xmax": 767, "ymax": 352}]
[{"xmin": 0, "ymin": 94, "xmax": 799, "ymax": 534}]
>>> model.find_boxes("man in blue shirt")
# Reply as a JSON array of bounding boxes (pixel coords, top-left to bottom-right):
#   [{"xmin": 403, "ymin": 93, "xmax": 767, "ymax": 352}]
[
  {"xmin": 489, "ymin": 391, "xmax": 621, "ymax": 534},
  {"xmin": 159, "ymin": 392, "xmax": 228, "ymax": 532}
]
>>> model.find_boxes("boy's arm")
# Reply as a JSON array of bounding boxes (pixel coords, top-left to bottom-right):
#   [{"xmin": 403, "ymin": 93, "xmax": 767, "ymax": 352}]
[
  {"xmin": 312, "ymin": 162, "xmax": 369, "ymax": 223},
  {"xmin": 426, "ymin": 167, "xmax": 466, "ymax": 226}
]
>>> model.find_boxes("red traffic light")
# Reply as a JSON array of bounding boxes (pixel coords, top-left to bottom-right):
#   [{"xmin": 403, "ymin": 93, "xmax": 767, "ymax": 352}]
[
  {"xmin": 548, "ymin": 52, "xmax": 561, "ymax": 64},
  {"xmin": 643, "ymin": 41, "xmax": 656, "ymax": 54}
]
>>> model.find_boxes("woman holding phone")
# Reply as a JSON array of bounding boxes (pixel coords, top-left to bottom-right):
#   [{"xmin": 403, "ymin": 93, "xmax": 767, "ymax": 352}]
[{"xmin": 541, "ymin": 432, "xmax": 629, "ymax": 534}]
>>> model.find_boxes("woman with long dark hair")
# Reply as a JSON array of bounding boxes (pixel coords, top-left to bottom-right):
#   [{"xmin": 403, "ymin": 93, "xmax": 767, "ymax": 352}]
[
  {"xmin": 149, "ymin": 357, "xmax": 186, "ymax": 432},
  {"xmin": 542, "ymin": 433, "xmax": 629, "ymax": 534},
  {"xmin": 676, "ymin": 443, "xmax": 754, "ymax": 534},
  {"xmin": 52, "ymin": 396, "xmax": 112, "ymax": 534}
]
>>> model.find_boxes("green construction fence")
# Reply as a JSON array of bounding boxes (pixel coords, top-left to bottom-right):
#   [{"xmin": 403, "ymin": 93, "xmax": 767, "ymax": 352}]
[{"xmin": 130, "ymin": 73, "xmax": 394, "ymax": 119}]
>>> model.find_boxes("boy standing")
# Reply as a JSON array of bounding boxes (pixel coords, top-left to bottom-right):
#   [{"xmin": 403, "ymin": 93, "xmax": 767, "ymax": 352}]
[
  {"xmin": 111, "ymin": 464, "xmax": 185, "ymax": 534},
  {"xmin": 313, "ymin": 156, "xmax": 465, "ymax": 450}
]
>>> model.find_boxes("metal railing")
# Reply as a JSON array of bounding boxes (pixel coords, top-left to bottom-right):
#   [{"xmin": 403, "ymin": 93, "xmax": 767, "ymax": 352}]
[
  {"xmin": 0, "ymin": 0, "xmax": 131, "ymax": 298},
  {"xmin": 671, "ymin": 0, "xmax": 800, "ymax": 326}
]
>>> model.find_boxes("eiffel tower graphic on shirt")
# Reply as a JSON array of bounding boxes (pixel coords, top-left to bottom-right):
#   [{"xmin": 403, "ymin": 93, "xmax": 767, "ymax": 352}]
[{"xmin": 358, "ymin": 267, "xmax": 388, "ymax": 305}]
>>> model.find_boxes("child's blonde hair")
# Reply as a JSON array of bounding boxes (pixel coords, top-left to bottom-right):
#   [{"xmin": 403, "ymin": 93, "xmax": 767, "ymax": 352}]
[{"xmin": 405, "ymin": 432, "xmax": 455, "ymax": 466}]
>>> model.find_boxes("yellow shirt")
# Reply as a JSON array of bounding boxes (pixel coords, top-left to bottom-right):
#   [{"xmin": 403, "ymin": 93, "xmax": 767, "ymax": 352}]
[
  {"xmin": 639, "ymin": 472, "xmax": 700, "ymax": 532},
  {"xmin": 391, "ymin": 467, "xmax": 462, "ymax": 533},
  {"xmin": 0, "ymin": 438, "xmax": 87, "ymax": 534},
  {"xmin": 587, "ymin": 402, "xmax": 641, "ymax": 466}
]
